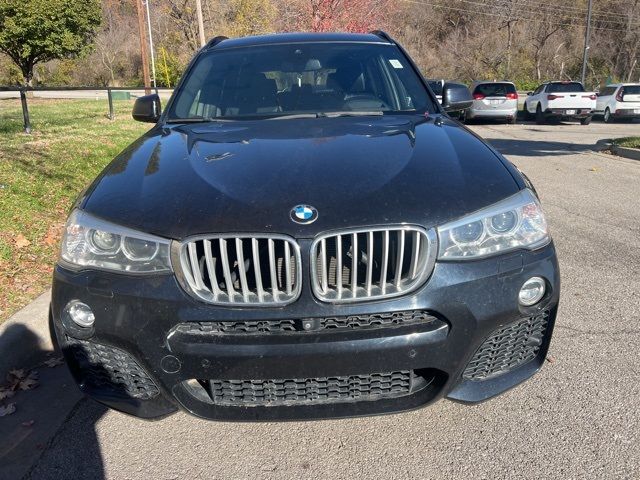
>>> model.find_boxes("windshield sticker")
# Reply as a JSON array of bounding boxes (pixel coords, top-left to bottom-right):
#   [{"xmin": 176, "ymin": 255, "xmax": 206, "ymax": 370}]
[{"xmin": 389, "ymin": 59, "xmax": 403, "ymax": 69}]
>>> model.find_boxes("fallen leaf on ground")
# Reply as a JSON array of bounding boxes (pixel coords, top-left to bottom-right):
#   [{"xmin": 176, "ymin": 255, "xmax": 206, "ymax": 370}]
[
  {"xmin": 43, "ymin": 224, "xmax": 64, "ymax": 246},
  {"xmin": 546, "ymin": 355, "xmax": 556, "ymax": 364},
  {"xmin": 8, "ymin": 369, "xmax": 26, "ymax": 380},
  {"xmin": 589, "ymin": 167, "xmax": 598, "ymax": 172},
  {"xmin": 0, "ymin": 403, "xmax": 16, "ymax": 417},
  {"xmin": 0, "ymin": 388, "xmax": 15, "ymax": 400},
  {"xmin": 15, "ymin": 234, "xmax": 31, "ymax": 249},
  {"xmin": 44, "ymin": 357, "xmax": 64, "ymax": 368},
  {"xmin": 18, "ymin": 371, "xmax": 39, "ymax": 390}
]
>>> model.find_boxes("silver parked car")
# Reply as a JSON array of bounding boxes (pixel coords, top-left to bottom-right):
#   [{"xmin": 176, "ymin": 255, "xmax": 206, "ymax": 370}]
[{"xmin": 465, "ymin": 81, "xmax": 518, "ymax": 124}]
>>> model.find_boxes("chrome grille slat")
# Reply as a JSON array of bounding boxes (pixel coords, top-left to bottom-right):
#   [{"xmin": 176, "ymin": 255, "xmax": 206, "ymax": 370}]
[
  {"xmin": 268, "ymin": 238, "xmax": 279, "ymax": 301},
  {"xmin": 380, "ymin": 230, "xmax": 389, "ymax": 294},
  {"xmin": 251, "ymin": 238, "xmax": 264, "ymax": 302},
  {"xmin": 188, "ymin": 243, "xmax": 205, "ymax": 290},
  {"xmin": 336, "ymin": 234, "xmax": 343, "ymax": 297},
  {"xmin": 365, "ymin": 231, "xmax": 374, "ymax": 295},
  {"xmin": 219, "ymin": 238, "xmax": 236, "ymax": 300},
  {"xmin": 319, "ymin": 239, "xmax": 328, "ymax": 293},
  {"xmin": 235, "ymin": 238, "xmax": 249, "ymax": 302},
  {"xmin": 203, "ymin": 240, "xmax": 221, "ymax": 298},
  {"xmin": 284, "ymin": 242, "xmax": 292, "ymax": 296},
  {"xmin": 395, "ymin": 230, "xmax": 405, "ymax": 288},
  {"xmin": 179, "ymin": 234, "xmax": 301, "ymax": 306},
  {"xmin": 311, "ymin": 226, "xmax": 436, "ymax": 304},
  {"xmin": 410, "ymin": 231, "xmax": 420, "ymax": 279},
  {"xmin": 351, "ymin": 233, "xmax": 358, "ymax": 297}
]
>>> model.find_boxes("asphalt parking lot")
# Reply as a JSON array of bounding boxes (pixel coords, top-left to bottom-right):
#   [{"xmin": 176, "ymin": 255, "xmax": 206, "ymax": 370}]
[{"xmin": 14, "ymin": 120, "xmax": 640, "ymax": 479}]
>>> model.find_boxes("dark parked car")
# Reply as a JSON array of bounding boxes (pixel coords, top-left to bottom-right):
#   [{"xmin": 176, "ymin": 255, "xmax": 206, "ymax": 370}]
[{"xmin": 51, "ymin": 32, "xmax": 559, "ymax": 421}]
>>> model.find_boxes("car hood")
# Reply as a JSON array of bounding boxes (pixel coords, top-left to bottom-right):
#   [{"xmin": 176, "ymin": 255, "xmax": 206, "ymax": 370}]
[{"xmin": 82, "ymin": 115, "xmax": 520, "ymax": 240}]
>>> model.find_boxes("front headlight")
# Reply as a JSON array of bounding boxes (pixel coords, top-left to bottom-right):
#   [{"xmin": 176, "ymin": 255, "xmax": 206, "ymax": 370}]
[
  {"xmin": 437, "ymin": 189, "xmax": 549, "ymax": 260},
  {"xmin": 60, "ymin": 210, "xmax": 172, "ymax": 273}
]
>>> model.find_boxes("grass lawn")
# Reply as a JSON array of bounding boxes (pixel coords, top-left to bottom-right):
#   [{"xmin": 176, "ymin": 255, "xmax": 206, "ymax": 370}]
[
  {"xmin": 613, "ymin": 136, "xmax": 640, "ymax": 149},
  {"xmin": 0, "ymin": 98, "xmax": 148, "ymax": 323}
]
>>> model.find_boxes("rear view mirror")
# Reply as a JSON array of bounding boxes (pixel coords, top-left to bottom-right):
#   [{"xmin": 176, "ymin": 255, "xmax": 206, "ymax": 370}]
[
  {"xmin": 527, "ymin": 92, "xmax": 533, "ymax": 96},
  {"xmin": 441, "ymin": 82, "xmax": 473, "ymax": 113},
  {"xmin": 132, "ymin": 94, "xmax": 161, "ymax": 123}
]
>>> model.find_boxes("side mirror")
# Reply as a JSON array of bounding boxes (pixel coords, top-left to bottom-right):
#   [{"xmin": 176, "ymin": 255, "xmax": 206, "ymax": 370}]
[
  {"xmin": 527, "ymin": 92, "xmax": 533, "ymax": 96},
  {"xmin": 132, "ymin": 94, "xmax": 161, "ymax": 123},
  {"xmin": 441, "ymin": 82, "xmax": 473, "ymax": 113}
]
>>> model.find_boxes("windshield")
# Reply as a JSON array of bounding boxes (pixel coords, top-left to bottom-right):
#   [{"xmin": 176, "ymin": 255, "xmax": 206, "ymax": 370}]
[
  {"xmin": 548, "ymin": 82, "xmax": 585, "ymax": 93},
  {"xmin": 168, "ymin": 43, "xmax": 434, "ymax": 120}
]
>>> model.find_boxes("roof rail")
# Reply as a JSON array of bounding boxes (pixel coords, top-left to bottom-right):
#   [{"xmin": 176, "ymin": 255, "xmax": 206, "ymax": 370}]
[
  {"xmin": 205, "ymin": 36, "xmax": 229, "ymax": 49},
  {"xmin": 369, "ymin": 30, "xmax": 394, "ymax": 43}
]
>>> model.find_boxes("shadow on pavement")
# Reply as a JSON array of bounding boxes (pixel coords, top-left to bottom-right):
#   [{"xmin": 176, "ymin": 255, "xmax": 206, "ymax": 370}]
[
  {"xmin": 0, "ymin": 323, "xmax": 107, "ymax": 480},
  {"xmin": 483, "ymin": 138, "xmax": 597, "ymax": 157}
]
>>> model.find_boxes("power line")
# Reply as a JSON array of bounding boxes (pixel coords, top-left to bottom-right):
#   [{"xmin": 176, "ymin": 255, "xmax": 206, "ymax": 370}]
[
  {"xmin": 512, "ymin": 0, "xmax": 630, "ymax": 20},
  {"xmin": 512, "ymin": 0, "xmax": 640, "ymax": 25},
  {"xmin": 401, "ymin": 0, "xmax": 637, "ymax": 32},
  {"xmin": 432, "ymin": 0, "xmax": 640, "ymax": 27}
]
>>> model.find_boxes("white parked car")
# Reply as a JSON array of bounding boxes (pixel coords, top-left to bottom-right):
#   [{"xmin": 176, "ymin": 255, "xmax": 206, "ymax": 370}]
[
  {"xmin": 523, "ymin": 81, "xmax": 596, "ymax": 125},
  {"xmin": 594, "ymin": 83, "xmax": 640, "ymax": 123},
  {"xmin": 466, "ymin": 81, "xmax": 518, "ymax": 124}
]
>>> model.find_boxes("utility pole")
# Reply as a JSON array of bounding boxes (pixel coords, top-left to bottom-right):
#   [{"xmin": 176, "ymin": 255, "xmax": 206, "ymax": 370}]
[
  {"xmin": 136, "ymin": 0, "xmax": 151, "ymax": 94},
  {"xmin": 144, "ymin": 0, "xmax": 157, "ymax": 89},
  {"xmin": 196, "ymin": 0, "xmax": 206, "ymax": 48},
  {"xmin": 581, "ymin": 0, "xmax": 593, "ymax": 86}
]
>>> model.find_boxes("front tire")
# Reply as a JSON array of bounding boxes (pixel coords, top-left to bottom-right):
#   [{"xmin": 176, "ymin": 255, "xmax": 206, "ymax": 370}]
[
  {"xmin": 535, "ymin": 104, "xmax": 545, "ymax": 125},
  {"xmin": 603, "ymin": 108, "xmax": 614, "ymax": 123}
]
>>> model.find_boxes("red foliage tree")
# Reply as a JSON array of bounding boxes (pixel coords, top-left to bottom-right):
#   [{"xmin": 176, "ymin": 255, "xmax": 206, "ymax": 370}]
[{"xmin": 296, "ymin": 0, "xmax": 392, "ymax": 33}]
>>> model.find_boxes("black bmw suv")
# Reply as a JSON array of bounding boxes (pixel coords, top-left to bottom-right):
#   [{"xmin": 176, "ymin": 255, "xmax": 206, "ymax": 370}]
[{"xmin": 51, "ymin": 32, "xmax": 559, "ymax": 421}]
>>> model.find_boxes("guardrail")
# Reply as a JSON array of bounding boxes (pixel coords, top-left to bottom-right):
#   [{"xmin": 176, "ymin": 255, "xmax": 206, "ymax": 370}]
[{"xmin": 0, "ymin": 86, "xmax": 174, "ymax": 133}]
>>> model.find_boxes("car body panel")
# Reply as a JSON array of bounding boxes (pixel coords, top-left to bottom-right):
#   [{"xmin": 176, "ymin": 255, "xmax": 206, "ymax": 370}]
[{"xmin": 82, "ymin": 114, "xmax": 519, "ymax": 240}]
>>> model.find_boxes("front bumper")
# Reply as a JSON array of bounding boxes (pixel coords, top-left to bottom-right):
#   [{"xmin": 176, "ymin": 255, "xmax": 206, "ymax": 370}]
[{"xmin": 50, "ymin": 242, "xmax": 560, "ymax": 421}]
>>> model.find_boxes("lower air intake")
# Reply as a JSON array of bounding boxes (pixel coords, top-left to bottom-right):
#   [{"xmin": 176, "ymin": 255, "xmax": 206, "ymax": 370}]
[
  {"xmin": 65, "ymin": 337, "xmax": 159, "ymax": 400},
  {"xmin": 192, "ymin": 371, "xmax": 420, "ymax": 406},
  {"xmin": 462, "ymin": 311, "xmax": 550, "ymax": 381}
]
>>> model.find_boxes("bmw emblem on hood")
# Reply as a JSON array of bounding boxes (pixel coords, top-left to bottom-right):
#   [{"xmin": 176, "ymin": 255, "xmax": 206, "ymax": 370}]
[{"xmin": 290, "ymin": 204, "xmax": 318, "ymax": 225}]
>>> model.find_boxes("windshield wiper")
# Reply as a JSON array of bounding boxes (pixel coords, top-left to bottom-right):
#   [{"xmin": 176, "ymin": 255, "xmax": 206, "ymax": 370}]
[
  {"xmin": 265, "ymin": 113, "xmax": 320, "ymax": 120},
  {"xmin": 165, "ymin": 117, "xmax": 235, "ymax": 124},
  {"xmin": 319, "ymin": 111, "xmax": 384, "ymax": 118}
]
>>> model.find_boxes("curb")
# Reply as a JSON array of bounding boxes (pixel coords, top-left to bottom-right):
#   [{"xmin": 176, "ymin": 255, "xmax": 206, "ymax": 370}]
[
  {"xmin": 0, "ymin": 290, "xmax": 53, "ymax": 377},
  {"xmin": 595, "ymin": 139, "xmax": 640, "ymax": 161}
]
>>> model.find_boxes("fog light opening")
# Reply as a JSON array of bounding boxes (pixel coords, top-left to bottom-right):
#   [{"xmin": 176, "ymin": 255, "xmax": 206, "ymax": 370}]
[
  {"xmin": 64, "ymin": 300, "xmax": 95, "ymax": 328},
  {"xmin": 518, "ymin": 277, "xmax": 546, "ymax": 306}
]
